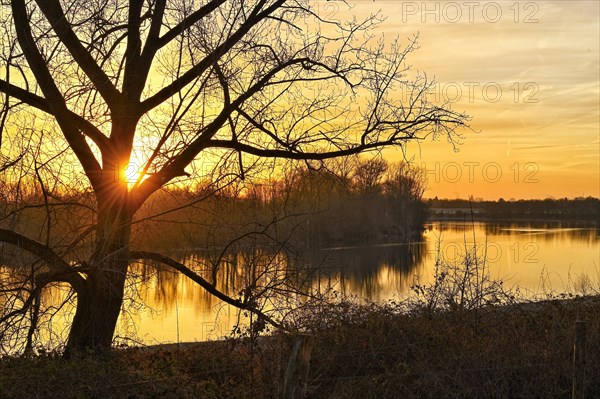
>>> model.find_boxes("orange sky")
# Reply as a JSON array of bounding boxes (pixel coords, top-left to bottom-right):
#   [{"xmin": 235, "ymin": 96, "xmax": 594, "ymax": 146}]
[
  {"xmin": 343, "ymin": 0, "xmax": 600, "ymax": 199},
  {"xmin": 3, "ymin": 1, "xmax": 597, "ymax": 201}
]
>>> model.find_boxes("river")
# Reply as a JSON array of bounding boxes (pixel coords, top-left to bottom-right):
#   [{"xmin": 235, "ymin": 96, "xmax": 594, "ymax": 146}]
[
  {"xmin": 1, "ymin": 220, "xmax": 598, "ymax": 349},
  {"xmin": 120, "ymin": 220, "xmax": 599, "ymax": 345}
]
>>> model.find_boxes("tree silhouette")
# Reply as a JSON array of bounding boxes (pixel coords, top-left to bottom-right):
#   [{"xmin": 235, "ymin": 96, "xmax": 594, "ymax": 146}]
[{"xmin": 0, "ymin": 0, "xmax": 467, "ymax": 354}]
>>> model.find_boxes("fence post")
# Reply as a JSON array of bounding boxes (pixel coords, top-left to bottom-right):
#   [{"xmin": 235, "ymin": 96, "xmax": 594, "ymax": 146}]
[
  {"xmin": 284, "ymin": 334, "xmax": 314, "ymax": 399},
  {"xmin": 572, "ymin": 320, "xmax": 586, "ymax": 399}
]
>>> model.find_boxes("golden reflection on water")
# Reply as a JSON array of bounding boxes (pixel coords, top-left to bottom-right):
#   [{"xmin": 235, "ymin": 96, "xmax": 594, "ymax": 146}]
[
  {"xmin": 122, "ymin": 262, "xmax": 245, "ymax": 345},
  {"xmin": 423, "ymin": 221, "xmax": 600, "ymax": 295},
  {"xmin": 126, "ymin": 221, "xmax": 599, "ymax": 345},
  {"xmin": 4, "ymin": 221, "xmax": 599, "ymax": 348}
]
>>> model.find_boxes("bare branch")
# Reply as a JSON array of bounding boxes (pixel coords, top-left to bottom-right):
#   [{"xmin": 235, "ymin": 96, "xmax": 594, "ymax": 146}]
[
  {"xmin": 33, "ymin": 0, "xmax": 121, "ymax": 108},
  {"xmin": 11, "ymin": 0, "xmax": 103, "ymax": 190},
  {"xmin": 130, "ymin": 250, "xmax": 284, "ymax": 329},
  {"xmin": 122, "ymin": 0, "xmax": 144, "ymax": 99},
  {"xmin": 155, "ymin": 0, "xmax": 228, "ymax": 50},
  {"xmin": 0, "ymin": 79, "xmax": 110, "ymax": 150},
  {"xmin": 140, "ymin": 0, "xmax": 284, "ymax": 113},
  {"xmin": 0, "ymin": 229, "xmax": 85, "ymax": 292}
]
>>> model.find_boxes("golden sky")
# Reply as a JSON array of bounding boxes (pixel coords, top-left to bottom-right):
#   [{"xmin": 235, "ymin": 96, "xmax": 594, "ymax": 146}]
[
  {"xmin": 3, "ymin": 1, "xmax": 597, "ymax": 201},
  {"xmin": 344, "ymin": 0, "xmax": 600, "ymax": 199}
]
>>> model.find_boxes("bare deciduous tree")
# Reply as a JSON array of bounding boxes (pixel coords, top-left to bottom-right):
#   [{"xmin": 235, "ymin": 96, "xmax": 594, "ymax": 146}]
[
  {"xmin": 353, "ymin": 157, "xmax": 388, "ymax": 195},
  {"xmin": 0, "ymin": 0, "xmax": 467, "ymax": 354}
]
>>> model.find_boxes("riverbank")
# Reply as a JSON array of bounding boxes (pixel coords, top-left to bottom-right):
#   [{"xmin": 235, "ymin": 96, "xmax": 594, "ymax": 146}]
[
  {"xmin": 0, "ymin": 295, "xmax": 599, "ymax": 398},
  {"xmin": 427, "ymin": 215, "xmax": 600, "ymax": 225},
  {"xmin": 427, "ymin": 197, "xmax": 600, "ymax": 224}
]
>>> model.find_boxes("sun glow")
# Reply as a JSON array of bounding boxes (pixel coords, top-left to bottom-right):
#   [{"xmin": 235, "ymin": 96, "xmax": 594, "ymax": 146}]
[{"xmin": 122, "ymin": 162, "xmax": 143, "ymax": 187}]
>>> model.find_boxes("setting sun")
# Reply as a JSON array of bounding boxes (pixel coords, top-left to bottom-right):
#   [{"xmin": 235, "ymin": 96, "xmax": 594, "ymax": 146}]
[{"xmin": 122, "ymin": 163, "xmax": 142, "ymax": 186}]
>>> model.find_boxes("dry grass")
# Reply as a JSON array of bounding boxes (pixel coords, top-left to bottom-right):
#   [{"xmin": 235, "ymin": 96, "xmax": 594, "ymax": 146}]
[
  {"xmin": 0, "ymin": 295, "xmax": 599, "ymax": 398},
  {"xmin": 302, "ymin": 296, "xmax": 600, "ymax": 398}
]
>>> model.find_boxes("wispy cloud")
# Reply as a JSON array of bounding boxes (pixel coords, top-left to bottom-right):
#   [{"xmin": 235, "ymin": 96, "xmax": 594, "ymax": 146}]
[{"xmin": 357, "ymin": 0, "xmax": 599, "ymax": 198}]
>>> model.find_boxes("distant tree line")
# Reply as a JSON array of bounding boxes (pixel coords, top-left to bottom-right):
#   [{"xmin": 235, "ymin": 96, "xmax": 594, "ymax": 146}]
[
  {"xmin": 428, "ymin": 197, "xmax": 600, "ymax": 222},
  {"xmin": 1, "ymin": 157, "xmax": 428, "ymax": 258},
  {"xmin": 269, "ymin": 157, "xmax": 428, "ymax": 246},
  {"xmin": 175, "ymin": 157, "xmax": 429, "ymax": 249}
]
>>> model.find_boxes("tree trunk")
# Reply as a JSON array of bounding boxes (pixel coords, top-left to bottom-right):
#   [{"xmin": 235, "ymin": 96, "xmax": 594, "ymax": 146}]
[
  {"xmin": 65, "ymin": 263, "xmax": 128, "ymax": 354},
  {"xmin": 65, "ymin": 184, "xmax": 133, "ymax": 355}
]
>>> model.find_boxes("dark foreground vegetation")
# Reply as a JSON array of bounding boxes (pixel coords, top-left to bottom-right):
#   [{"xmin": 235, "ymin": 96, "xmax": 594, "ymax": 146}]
[{"xmin": 1, "ymin": 295, "xmax": 598, "ymax": 399}]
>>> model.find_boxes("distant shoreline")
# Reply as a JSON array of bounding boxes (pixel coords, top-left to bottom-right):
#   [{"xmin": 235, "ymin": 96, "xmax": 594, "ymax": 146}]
[
  {"xmin": 425, "ymin": 197, "xmax": 600, "ymax": 225},
  {"xmin": 426, "ymin": 216, "xmax": 600, "ymax": 225}
]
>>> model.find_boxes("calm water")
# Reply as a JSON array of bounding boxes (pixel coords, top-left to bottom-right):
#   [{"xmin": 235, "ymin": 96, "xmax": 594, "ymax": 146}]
[
  {"xmin": 122, "ymin": 220, "xmax": 599, "ymax": 345},
  {"xmin": 2, "ymin": 220, "xmax": 599, "ymax": 349}
]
